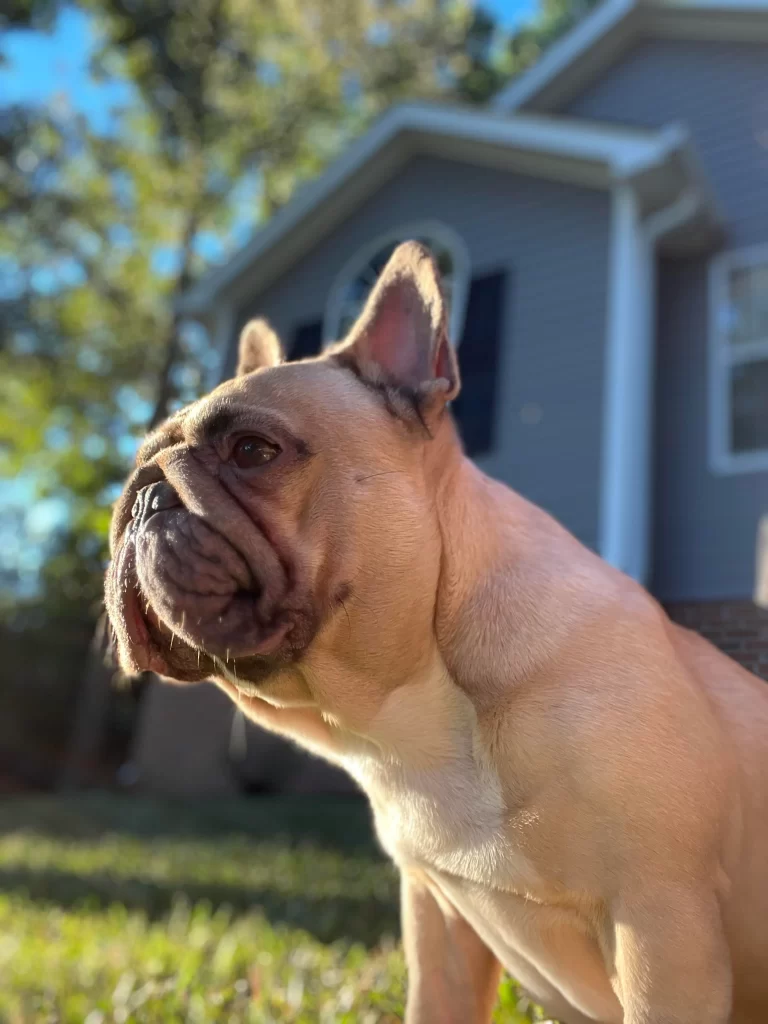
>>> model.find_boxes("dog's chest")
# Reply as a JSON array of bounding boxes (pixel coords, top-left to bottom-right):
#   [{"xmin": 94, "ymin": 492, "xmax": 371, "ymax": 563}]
[
  {"xmin": 346, "ymin": 749, "xmax": 528, "ymax": 889},
  {"xmin": 336, "ymin": 673, "xmax": 540, "ymax": 888},
  {"xmin": 349, "ymin": 754, "xmax": 621, "ymax": 1022}
]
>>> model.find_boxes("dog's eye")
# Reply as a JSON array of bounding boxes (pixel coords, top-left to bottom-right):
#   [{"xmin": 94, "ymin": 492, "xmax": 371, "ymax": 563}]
[{"xmin": 231, "ymin": 436, "xmax": 281, "ymax": 469}]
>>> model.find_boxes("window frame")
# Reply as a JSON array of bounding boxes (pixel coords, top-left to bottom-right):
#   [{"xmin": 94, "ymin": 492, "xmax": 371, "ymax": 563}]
[
  {"xmin": 323, "ymin": 221, "xmax": 470, "ymax": 349},
  {"xmin": 708, "ymin": 242, "xmax": 768, "ymax": 475}
]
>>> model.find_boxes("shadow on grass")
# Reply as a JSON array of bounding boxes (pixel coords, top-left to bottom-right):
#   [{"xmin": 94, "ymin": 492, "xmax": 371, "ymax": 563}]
[
  {"xmin": 0, "ymin": 795, "xmax": 401, "ymax": 947},
  {"xmin": 0, "ymin": 863, "xmax": 400, "ymax": 947},
  {"xmin": 0, "ymin": 793, "xmax": 382, "ymax": 854}
]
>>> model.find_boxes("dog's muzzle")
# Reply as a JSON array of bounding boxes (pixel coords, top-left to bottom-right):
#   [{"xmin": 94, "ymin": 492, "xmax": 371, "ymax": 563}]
[{"xmin": 132, "ymin": 480, "xmax": 182, "ymax": 527}]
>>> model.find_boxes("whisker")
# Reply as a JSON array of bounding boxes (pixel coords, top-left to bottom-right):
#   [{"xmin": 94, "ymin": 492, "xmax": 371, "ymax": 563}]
[
  {"xmin": 340, "ymin": 598, "xmax": 352, "ymax": 636},
  {"xmin": 355, "ymin": 470, "xmax": 405, "ymax": 484}
]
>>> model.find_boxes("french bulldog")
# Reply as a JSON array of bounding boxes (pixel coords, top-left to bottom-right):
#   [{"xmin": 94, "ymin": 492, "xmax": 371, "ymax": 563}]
[{"xmin": 106, "ymin": 241, "xmax": 768, "ymax": 1023}]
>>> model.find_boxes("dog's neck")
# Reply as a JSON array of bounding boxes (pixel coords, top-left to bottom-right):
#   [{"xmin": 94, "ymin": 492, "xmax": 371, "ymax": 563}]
[
  {"xmin": 429, "ymin": 425, "xmax": 607, "ymax": 712},
  {"xmin": 262, "ymin": 418, "xmax": 609, "ymax": 762},
  {"xmin": 318, "ymin": 421, "xmax": 572, "ymax": 744},
  {"xmin": 340, "ymin": 660, "xmax": 478, "ymax": 766}
]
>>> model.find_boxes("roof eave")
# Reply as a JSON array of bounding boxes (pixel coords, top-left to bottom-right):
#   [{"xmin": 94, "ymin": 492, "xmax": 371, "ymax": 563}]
[
  {"xmin": 178, "ymin": 106, "xmax": 695, "ymax": 318},
  {"xmin": 493, "ymin": 0, "xmax": 640, "ymax": 115},
  {"xmin": 177, "ymin": 108, "xmax": 419, "ymax": 318},
  {"xmin": 613, "ymin": 124, "xmax": 724, "ymax": 249},
  {"xmin": 493, "ymin": 0, "xmax": 768, "ymax": 116}
]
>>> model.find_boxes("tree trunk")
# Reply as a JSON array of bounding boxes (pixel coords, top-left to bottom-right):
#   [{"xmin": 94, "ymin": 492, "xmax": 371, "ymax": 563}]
[
  {"xmin": 65, "ymin": 208, "xmax": 203, "ymax": 788},
  {"xmin": 60, "ymin": 612, "xmax": 114, "ymax": 789},
  {"xmin": 148, "ymin": 209, "xmax": 200, "ymax": 429}
]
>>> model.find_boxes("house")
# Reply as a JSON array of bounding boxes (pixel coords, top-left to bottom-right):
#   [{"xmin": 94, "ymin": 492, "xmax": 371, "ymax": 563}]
[{"xmin": 130, "ymin": 0, "xmax": 768, "ymax": 796}]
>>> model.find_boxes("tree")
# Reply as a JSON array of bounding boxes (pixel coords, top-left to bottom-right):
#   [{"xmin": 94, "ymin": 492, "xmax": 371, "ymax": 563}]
[
  {"xmin": 2, "ymin": 1, "xmax": 509, "ymax": 623},
  {"xmin": 84, "ymin": 0, "xmax": 509, "ymax": 428},
  {"xmin": 3, "ymin": 0, "xmax": 603, "ymax": 628},
  {"xmin": 506, "ymin": 0, "xmax": 599, "ymax": 76},
  {"xmin": 1, "ymin": 0, "xmax": 598, "ymax": 779},
  {"xmin": 1, "ymin": 0, "xmax": 512, "ymax": 778}
]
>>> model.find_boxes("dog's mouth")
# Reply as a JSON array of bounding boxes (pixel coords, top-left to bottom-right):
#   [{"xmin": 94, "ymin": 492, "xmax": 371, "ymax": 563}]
[{"xmin": 107, "ymin": 477, "xmax": 314, "ymax": 684}]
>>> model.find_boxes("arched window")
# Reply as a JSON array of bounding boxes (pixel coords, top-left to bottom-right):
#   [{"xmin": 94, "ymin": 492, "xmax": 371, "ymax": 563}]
[{"xmin": 324, "ymin": 222, "xmax": 470, "ymax": 345}]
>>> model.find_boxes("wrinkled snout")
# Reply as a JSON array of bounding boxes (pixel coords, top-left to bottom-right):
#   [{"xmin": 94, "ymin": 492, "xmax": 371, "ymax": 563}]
[{"xmin": 131, "ymin": 480, "xmax": 182, "ymax": 526}]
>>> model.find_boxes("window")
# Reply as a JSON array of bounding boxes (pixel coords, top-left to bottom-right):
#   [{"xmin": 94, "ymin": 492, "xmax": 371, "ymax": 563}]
[
  {"xmin": 453, "ymin": 271, "xmax": 507, "ymax": 457},
  {"xmin": 324, "ymin": 222, "xmax": 470, "ymax": 346},
  {"xmin": 290, "ymin": 319, "xmax": 323, "ymax": 359},
  {"xmin": 709, "ymin": 245, "xmax": 768, "ymax": 474},
  {"xmin": 324, "ymin": 224, "xmax": 507, "ymax": 459}
]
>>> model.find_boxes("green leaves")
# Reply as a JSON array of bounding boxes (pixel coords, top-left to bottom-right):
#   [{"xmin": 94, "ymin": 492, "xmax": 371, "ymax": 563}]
[
  {"xmin": 2, "ymin": 0, "xmax": 511, "ymax": 622},
  {"xmin": 2, "ymin": 0, "xmax": 597, "ymax": 627}
]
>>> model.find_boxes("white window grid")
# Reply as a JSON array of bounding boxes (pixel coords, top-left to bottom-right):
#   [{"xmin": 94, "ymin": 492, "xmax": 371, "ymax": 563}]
[
  {"xmin": 708, "ymin": 243, "xmax": 768, "ymax": 475},
  {"xmin": 323, "ymin": 221, "xmax": 470, "ymax": 350}
]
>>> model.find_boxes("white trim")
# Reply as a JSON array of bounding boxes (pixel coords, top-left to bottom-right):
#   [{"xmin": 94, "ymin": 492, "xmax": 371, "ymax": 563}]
[
  {"xmin": 598, "ymin": 185, "xmax": 650, "ymax": 579},
  {"xmin": 178, "ymin": 103, "xmax": 697, "ymax": 316},
  {"xmin": 322, "ymin": 221, "xmax": 471, "ymax": 346},
  {"xmin": 645, "ymin": 188, "xmax": 702, "ymax": 238},
  {"xmin": 708, "ymin": 242, "xmax": 768, "ymax": 475},
  {"xmin": 493, "ymin": 0, "xmax": 768, "ymax": 115},
  {"xmin": 710, "ymin": 239, "xmax": 768, "ymax": 267},
  {"xmin": 598, "ymin": 182, "xmax": 713, "ymax": 582},
  {"xmin": 493, "ymin": 0, "xmax": 637, "ymax": 114},
  {"xmin": 755, "ymin": 513, "xmax": 768, "ymax": 607}
]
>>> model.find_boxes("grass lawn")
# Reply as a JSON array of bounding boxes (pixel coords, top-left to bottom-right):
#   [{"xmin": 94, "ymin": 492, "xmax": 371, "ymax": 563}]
[{"xmin": 0, "ymin": 794, "xmax": 550, "ymax": 1023}]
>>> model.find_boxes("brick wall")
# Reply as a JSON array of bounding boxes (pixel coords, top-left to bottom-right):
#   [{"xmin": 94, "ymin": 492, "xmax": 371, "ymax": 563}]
[{"xmin": 664, "ymin": 600, "xmax": 768, "ymax": 681}]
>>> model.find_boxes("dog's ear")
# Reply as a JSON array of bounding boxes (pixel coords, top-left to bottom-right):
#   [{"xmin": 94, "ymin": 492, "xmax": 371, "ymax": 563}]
[
  {"xmin": 236, "ymin": 318, "xmax": 283, "ymax": 376},
  {"xmin": 334, "ymin": 241, "xmax": 460, "ymax": 411}
]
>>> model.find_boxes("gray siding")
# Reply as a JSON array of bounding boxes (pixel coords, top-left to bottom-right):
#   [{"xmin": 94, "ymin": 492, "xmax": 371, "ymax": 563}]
[
  {"xmin": 233, "ymin": 156, "xmax": 610, "ymax": 550},
  {"xmin": 567, "ymin": 40, "xmax": 768, "ymax": 600},
  {"xmin": 655, "ymin": 258, "xmax": 768, "ymax": 600}
]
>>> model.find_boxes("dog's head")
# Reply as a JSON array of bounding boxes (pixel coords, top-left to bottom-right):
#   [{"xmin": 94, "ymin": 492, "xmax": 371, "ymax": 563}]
[{"xmin": 105, "ymin": 242, "xmax": 463, "ymax": 714}]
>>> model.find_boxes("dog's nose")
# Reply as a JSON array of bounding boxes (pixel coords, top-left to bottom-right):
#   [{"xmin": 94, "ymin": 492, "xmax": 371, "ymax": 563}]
[{"xmin": 132, "ymin": 480, "xmax": 182, "ymax": 523}]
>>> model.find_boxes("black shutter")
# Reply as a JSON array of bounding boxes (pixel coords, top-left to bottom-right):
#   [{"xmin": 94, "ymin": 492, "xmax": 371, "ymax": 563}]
[
  {"xmin": 452, "ymin": 271, "xmax": 507, "ymax": 457},
  {"xmin": 290, "ymin": 319, "xmax": 323, "ymax": 360}
]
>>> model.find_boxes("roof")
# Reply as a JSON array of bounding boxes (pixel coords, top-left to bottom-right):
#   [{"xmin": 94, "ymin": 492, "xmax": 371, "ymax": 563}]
[
  {"xmin": 493, "ymin": 0, "xmax": 768, "ymax": 114},
  {"xmin": 180, "ymin": 0, "xmax": 764, "ymax": 318},
  {"xmin": 179, "ymin": 103, "xmax": 720, "ymax": 318}
]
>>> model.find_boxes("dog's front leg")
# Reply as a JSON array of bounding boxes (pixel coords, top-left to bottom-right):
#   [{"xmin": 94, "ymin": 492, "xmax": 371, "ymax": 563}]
[
  {"xmin": 401, "ymin": 868, "xmax": 501, "ymax": 1024},
  {"xmin": 613, "ymin": 883, "xmax": 732, "ymax": 1024}
]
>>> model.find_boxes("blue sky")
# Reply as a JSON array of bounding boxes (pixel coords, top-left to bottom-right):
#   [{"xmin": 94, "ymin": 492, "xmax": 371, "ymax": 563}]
[
  {"xmin": 0, "ymin": 1, "xmax": 539, "ymax": 271},
  {"xmin": 0, "ymin": 2, "xmax": 538, "ymax": 132},
  {"xmin": 486, "ymin": 0, "xmax": 539, "ymax": 29},
  {"xmin": 0, "ymin": 6, "xmax": 134, "ymax": 134}
]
